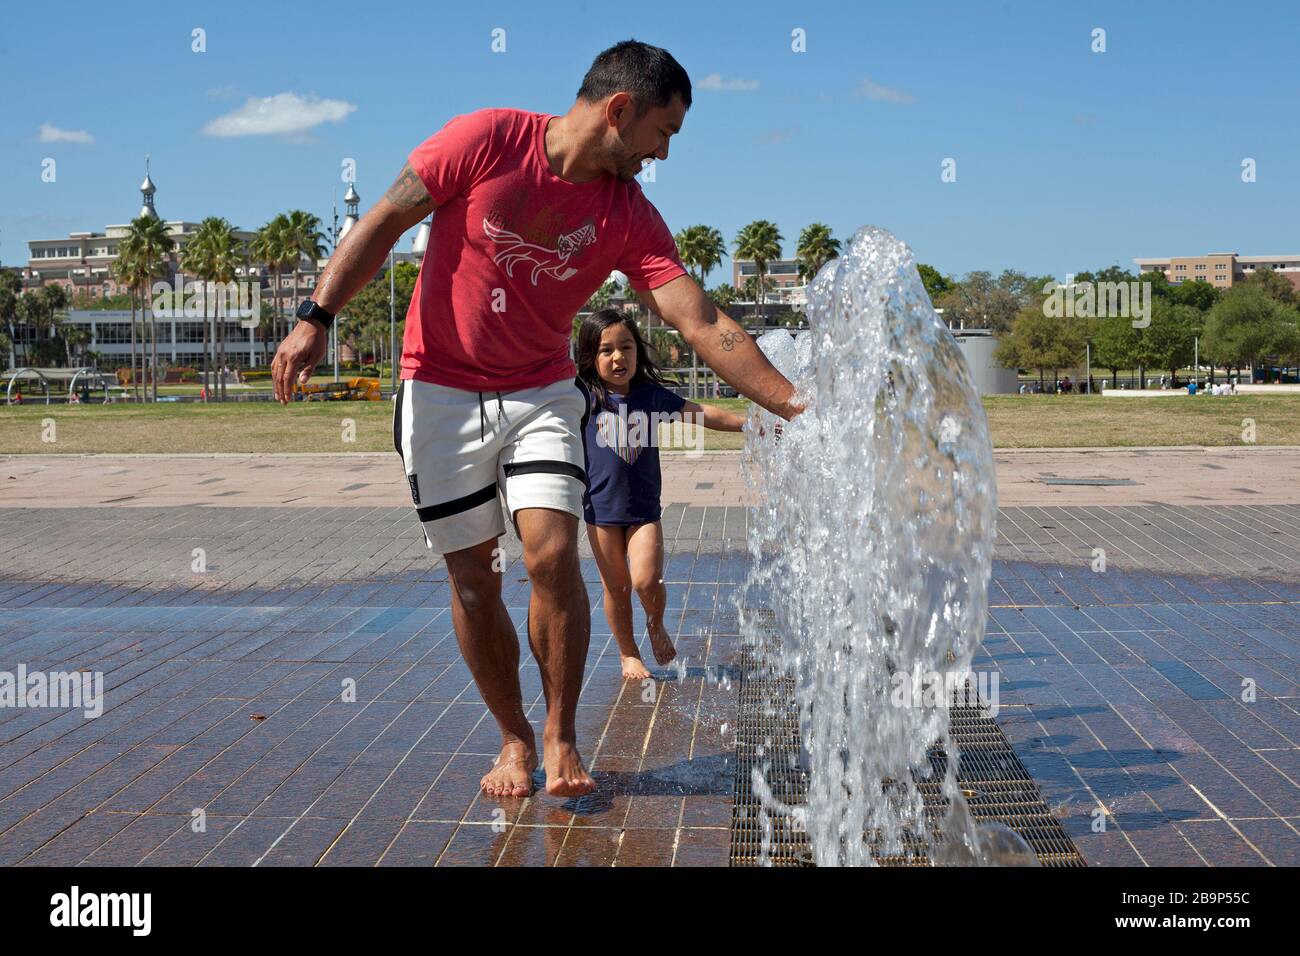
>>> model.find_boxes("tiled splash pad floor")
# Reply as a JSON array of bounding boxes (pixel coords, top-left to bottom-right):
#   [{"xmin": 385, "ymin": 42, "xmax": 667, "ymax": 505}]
[{"xmin": 0, "ymin": 503, "xmax": 1297, "ymax": 865}]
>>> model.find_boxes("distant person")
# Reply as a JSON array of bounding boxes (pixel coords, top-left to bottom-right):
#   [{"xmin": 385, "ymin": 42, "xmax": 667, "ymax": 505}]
[
  {"xmin": 1060, "ymin": 376, "xmax": 1073, "ymax": 393},
  {"xmin": 576, "ymin": 309, "xmax": 746, "ymax": 680},
  {"xmin": 269, "ymin": 40, "xmax": 801, "ymax": 798}
]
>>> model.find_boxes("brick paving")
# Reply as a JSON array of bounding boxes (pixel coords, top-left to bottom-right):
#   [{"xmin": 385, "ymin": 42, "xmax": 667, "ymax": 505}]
[{"xmin": 1, "ymin": 468, "xmax": 1298, "ymax": 865}]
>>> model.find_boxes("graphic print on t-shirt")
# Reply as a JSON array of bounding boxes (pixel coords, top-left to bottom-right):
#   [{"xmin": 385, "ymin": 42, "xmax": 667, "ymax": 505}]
[
  {"xmin": 596, "ymin": 407, "xmax": 648, "ymax": 466},
  {"xmin": 482, "ymin": 207, "xmax": 597, "ymax": 285}
]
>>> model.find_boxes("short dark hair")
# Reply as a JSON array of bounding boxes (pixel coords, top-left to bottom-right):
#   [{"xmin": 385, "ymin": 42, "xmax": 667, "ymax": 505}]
[{"xmin": 577, "ymin": 40, "xmax": 692, "ymax": 114}]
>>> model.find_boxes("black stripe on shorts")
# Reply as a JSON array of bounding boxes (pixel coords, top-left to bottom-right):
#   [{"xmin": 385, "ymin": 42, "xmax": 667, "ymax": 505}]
[
  {"xmin": 416, "ymin": 482, "xmax": 498, "ymax": 523},
  {"xmin": 502, "ymin": 459, "xmax": 587, "ymax": 487}
]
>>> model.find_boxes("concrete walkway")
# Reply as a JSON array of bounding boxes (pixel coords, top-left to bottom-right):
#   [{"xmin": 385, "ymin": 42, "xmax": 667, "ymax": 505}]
[{"xmin": 3, "ymin": 446, "xmax": 1299, "ymax": 510}]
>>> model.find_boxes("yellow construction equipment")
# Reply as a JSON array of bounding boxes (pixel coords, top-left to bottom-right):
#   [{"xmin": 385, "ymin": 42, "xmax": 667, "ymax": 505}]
[{"xmin": 294, "ymin": 377, "xmax": 382, "ymax": 401}]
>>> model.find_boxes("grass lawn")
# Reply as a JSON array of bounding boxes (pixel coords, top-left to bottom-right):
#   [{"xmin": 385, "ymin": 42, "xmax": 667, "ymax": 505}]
[{"xmin": 2, "ymin": 394, "xmax": 1297, "ymax": 454}]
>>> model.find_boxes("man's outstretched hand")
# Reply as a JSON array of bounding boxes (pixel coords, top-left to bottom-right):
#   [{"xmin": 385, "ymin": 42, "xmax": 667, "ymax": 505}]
[{"xmin": 271, "ymin": 321, "xmax": 328, "ymax": 405}]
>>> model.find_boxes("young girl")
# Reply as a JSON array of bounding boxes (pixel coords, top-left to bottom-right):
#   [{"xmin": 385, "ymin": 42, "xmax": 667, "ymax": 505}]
[{"xmin": 576, "ymin": 308, "xmax": 747, "ymax": 680}]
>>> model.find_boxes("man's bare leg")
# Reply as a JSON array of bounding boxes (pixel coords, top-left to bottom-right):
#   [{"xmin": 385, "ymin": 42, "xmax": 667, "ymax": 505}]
[
  {"xmin": 444, "ymin": 538, "xmax": 536, "ymax": 798},
  {"xmin": 516, "ymin": 508, "xmax": 596, "ymax": 797}
]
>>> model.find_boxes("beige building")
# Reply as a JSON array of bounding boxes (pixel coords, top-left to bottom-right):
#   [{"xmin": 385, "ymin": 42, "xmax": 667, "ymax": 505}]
[{"xmin": 1133, "ymin": 252, "xmax": 1300, "ymax": 292}]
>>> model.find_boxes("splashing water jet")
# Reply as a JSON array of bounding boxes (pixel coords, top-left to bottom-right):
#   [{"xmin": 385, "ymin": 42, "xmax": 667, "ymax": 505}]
[{"xmin": 740, "ymin": 225, "xmax": 1027, "ymax": 866}]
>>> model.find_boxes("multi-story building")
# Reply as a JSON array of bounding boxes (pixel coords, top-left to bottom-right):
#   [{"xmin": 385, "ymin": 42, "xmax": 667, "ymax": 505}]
[
  {"xmin": 1132, "ymin": 252, "xmax": 1300, "ymax": 292},
  {"xmin": 732, "ymin": 257, "xmax": 806, "ymax": 308},
  {"xmin": 14, "ymin": 172, "xmax": 423, "ymax": 369}
]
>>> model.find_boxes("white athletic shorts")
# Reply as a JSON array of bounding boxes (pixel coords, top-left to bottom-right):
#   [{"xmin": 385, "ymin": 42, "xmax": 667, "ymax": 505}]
[{"xmin": 392, "ymin": 376, "xmax": 591, "ymax": 555}]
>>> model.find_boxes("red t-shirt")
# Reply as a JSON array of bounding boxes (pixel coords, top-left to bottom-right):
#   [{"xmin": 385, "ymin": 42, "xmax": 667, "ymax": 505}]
[{"xmin": 402, "ymin": 108, "xmax": 687, "ymax": 392}]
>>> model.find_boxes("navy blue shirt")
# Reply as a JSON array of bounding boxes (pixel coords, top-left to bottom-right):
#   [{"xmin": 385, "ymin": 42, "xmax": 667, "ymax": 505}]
[{"xmin": 582, "ymin": 382, "xmax": 687, "ymax": 526}]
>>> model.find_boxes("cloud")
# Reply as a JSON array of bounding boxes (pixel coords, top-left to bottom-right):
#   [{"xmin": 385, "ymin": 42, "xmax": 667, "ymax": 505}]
[
  {"xmin": 698, "ymin": 72, "xmax": 759, "ymax": 92},
  {"xmin": 755, "ymin": 128, "xmax": 798, "ymax": 145},
  {"xmin": 38, "ymin": 123, "xmax": 94, "ymax": 144},
  {"xmin": 855, "ymin": 77, "xmax": 917, "ymax": 105},
  {"xmin": 202, "ymin": 92, "xmax": 356, "ymax": 138},
  {"xmin": 205, "ymin": 85, "xmax": 241, "ymax": 101}
]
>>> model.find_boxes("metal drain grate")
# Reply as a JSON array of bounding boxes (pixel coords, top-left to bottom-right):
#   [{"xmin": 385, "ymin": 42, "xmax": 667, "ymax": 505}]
[{"xmin": 730, "ymin": 628, "xmax": 1086, "ymax": 867}]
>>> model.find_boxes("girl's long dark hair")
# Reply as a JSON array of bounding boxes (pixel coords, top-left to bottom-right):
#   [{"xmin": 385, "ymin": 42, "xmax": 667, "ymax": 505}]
[{"xmin": 576, "ymin": 308, "xmax": 670, "ymax": 410}]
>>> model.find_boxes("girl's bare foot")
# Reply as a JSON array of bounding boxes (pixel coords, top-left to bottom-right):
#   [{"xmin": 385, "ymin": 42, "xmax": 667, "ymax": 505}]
[
  {"xmin": 621, "ymin": 655, "xmax": 651, "ymax": 680},
  {"xmin": 543, "ymin": 737, "xmax": 596, "ymax": 797},
  {"xmin": 480, "ymin": 739, "xmax": 537, "ymax": 798},
  {"xmin": 648, "ymin": 623, "xmax": 677, "ymax": 666}
]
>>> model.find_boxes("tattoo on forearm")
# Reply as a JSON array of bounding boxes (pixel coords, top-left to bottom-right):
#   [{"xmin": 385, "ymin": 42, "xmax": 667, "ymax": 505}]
[
  {"xmin": 720, "ymin": 330, "xmax": 744, "ymax": 352},
  {"xmin": 385, "ymin": 163, "xmax": 432, "ymax": 210}
]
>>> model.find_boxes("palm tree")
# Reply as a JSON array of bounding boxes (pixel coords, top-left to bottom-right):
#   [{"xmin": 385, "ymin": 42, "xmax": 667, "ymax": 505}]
[
  {"xmin": 708, "ymin": 284, "xmax": 740, "ymax": 312},
  {"xmin": 674, "ymin": 225, "xmax": 727, "ymax": 287},
  {"xmin": 63, "ymin": 324, "xmax": 91, "ymax": 367},
  {"xmin": 123, "ymin": 216, "xmax": 174, "ymax": 401},
  {"xmin": 0, "ymin": 270, "xmax": 21, "ymax": 368},
  {"xmin": 734, "ymin": 220, "xmax": 783, "ymax": 324},
  {"xmin": 112, "ymin": 237, "xmax": 150, "ymax": 400},
  {"xmin": 796, "ymin": 223, "xmax": 840, "ymax": 284},
  {"xmin": 251, "ymin": 216, "xmax": 294, "ymax": 344},
  {"xmin": 283, "ymin": 210, "xmax": 326, "ymax": 326},
  {"xmin": 181, "ymin": 218, "xmax": 240, "ymax": 402}
]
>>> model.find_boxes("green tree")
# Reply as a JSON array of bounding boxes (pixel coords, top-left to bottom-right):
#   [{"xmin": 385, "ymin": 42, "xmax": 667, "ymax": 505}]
[
  {"xmin": 582, "ymin": 279, "xmax": 619, "ymax": 313},
  {"xmin": 916, "ymin": 264, "xmax": 952, "ymax": 305},
  {"xmin": 1241, "ymin": 267, "xmax": 1297, "ymax": 306},
  {"xmin": 180, "ymin": 218, "xmax": 240, "ymax": 401},
  {"xmin": 941, "ymin": 270, "xmax": 1019, "ymax": 335},
  {"xmin": 1202, "ymin": 285, "xmax": 1291, "ymax": 379},
  {"xmin": 284, "ymin": 210, "xmax": 327, "ymax": 326},
  {"xmin": 708, "ymin": 284, "xmax": 740, "ymax": 312},
  {"xmin": 994, "ymin": 306, "xmax": 1086, "ymax": 390},
  {"xmin": 250, "ymin": 217, "xmax": 294, "ymax": 346},
  {"xmin": 1137, "ymin": 300, "xmax": 1202, "ymax": 383},
  {"xmin": 1092, "ymin": 314, "xmax": 1140, "ymax": 387},
  {"xmin": 1169, "ymin": 278, "xmax": 1220, "ymax": 312},
  {"xmin": 674, "ymin": 225, "xmax": 726, "ymax": 286},
  {"xmin": 0, "ymin": 270, "xmax": 21, "ymax": 367},
  {"xmin": 795, "ymin": 223, "xmax": 839, "ymax": 284},
  {"xmin": 733, "ymin": 220, "xmax": 783, "ymax": 323},
  {"xmin": 122, "ymin": 216, "xmax": 175, "ymax": 400},
  {"xmin": 344, "ymin": 261, "xmax": 418, "ymax": 375}
]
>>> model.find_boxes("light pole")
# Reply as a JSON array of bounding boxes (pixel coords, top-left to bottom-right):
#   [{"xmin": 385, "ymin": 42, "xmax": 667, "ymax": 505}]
[
  {"xmin": 389, "ymin": 248, "xmax": 396, "ymax": 393},
  {"xmin": 404, "ymin": 217, "xmax": 432, "ymax": 394}
]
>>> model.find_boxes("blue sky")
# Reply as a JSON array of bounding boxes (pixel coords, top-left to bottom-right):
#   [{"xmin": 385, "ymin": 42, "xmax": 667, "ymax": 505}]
[{"xmin": 4, "ymin": 0, "xmax": 1298, "ymax": 281}]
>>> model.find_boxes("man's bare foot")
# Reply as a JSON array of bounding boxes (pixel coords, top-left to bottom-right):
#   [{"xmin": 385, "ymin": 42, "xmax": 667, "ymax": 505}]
[
  {"xmin": 480, "ymin": 739, "xmax": 538, "ymax": 798},
  {"xmin": 647, "ymin": 623, "xmax": 677, "ymax": 666},
  {"xmin": 543, "ymin": 738, "xmax": 596, "ymax": 797},
  {"xmin": 621, "ymin": 655, "xmax": 651, "ymax": 680}
]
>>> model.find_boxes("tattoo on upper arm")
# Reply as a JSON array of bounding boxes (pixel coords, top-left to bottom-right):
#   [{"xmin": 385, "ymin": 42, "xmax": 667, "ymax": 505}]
[{"xmin": 384, "ymin": 163, "xmax": 433, "ymax": 210}]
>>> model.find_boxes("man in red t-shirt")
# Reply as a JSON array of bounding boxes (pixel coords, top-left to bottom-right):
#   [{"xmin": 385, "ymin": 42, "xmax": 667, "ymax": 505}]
[{"xmin": 272, "ymin": 40, "xmax": 801, "ymax": 800}]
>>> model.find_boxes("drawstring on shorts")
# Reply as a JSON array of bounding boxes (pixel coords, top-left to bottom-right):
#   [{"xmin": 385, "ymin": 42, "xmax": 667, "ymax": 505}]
[{"xmin": 478, "ymin": 391, "xmax": 504, "ymax": 442}]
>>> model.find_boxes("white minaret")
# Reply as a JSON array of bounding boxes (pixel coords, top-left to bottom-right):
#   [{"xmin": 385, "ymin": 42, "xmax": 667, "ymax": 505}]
[
  {"xmin": 412, "ymin": 216, "xmax": 431, "ymax": 256},
  {"xmin": 339, "ymin": 183, "xmax": 360, "ymax": 240},
  {"xmin": 139, "ymin": 156, "xmax": 158, "ymax": 219}
]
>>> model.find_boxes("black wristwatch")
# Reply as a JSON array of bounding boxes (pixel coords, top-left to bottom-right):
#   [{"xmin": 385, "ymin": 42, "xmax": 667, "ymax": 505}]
[{"xmin": 295, "ymin": 299, "xmax": 335, "ymax": 330}]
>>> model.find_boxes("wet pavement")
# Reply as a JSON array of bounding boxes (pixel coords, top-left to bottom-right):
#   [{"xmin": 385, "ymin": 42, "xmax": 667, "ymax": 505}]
[{"xmin": 1, "ymin": 497, "xmax": 1298, "ymax": 866}]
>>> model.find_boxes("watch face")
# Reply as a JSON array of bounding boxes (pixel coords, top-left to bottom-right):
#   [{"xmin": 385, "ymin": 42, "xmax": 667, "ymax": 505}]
[{"xmin": 296, "ymin": 301, "xmax": 314, "ymax": 319}]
